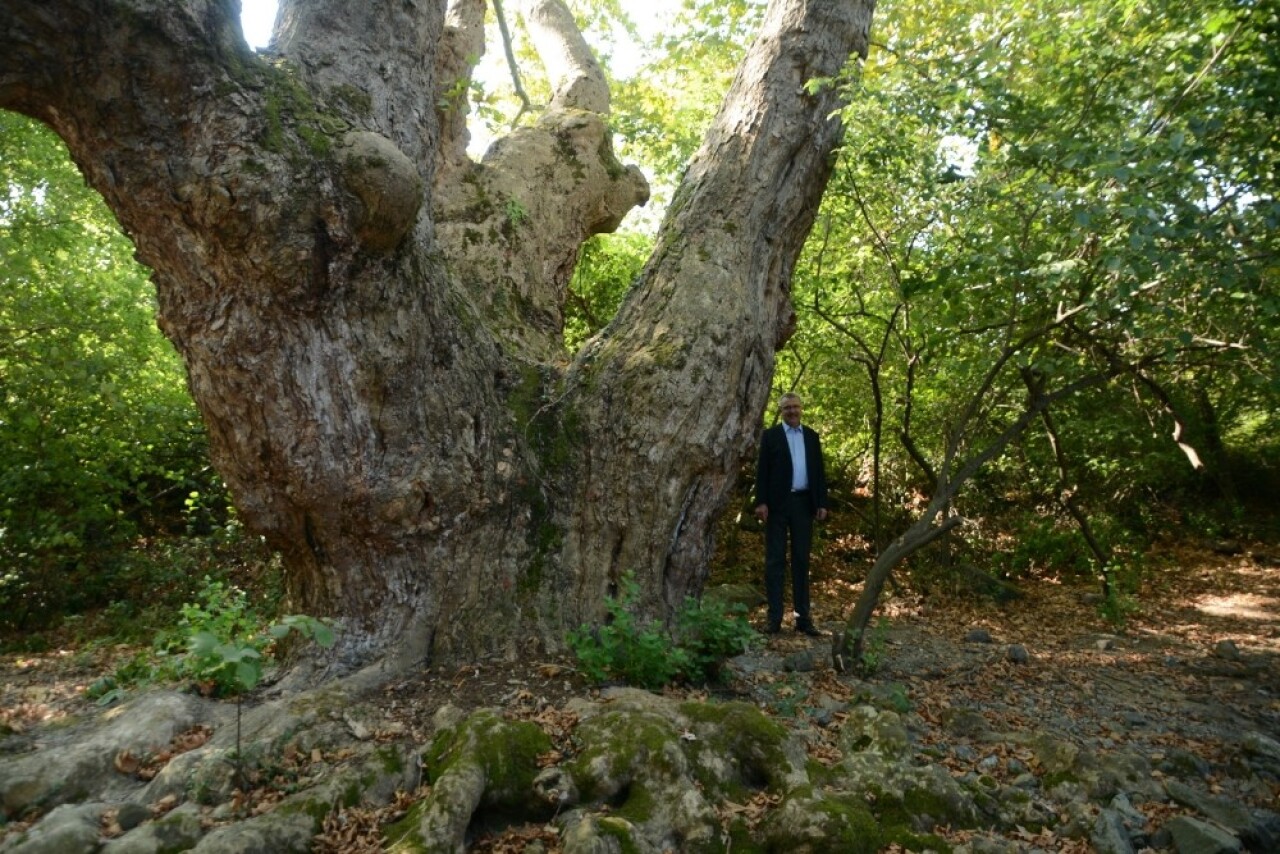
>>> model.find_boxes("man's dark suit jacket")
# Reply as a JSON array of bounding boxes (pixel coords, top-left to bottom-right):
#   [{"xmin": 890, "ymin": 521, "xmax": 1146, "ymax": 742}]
[{"xmin": 754, "ymin": 423, "xmax": 828, "ymax": 516}]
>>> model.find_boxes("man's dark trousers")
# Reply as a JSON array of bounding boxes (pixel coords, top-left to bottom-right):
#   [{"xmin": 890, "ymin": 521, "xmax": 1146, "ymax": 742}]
[{"xmin": 765, "ymin": 491, "xmax": 814, "ymax": 629}]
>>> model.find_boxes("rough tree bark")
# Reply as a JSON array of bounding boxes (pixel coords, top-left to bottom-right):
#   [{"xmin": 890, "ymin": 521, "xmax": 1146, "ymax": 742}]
[{"xmin": 0, "ymin": 0, "xmax": 874, "ymax": 675}]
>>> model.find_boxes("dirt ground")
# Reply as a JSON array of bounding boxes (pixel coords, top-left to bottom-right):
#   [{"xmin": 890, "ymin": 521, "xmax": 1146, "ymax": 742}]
[
  {"xmin": 3, "ymin": 536, "xmax": 1279, "ymax": 850},
  {"xmin": 372, "ymin": 538, "xmax": 1280, "ymax": 766}
]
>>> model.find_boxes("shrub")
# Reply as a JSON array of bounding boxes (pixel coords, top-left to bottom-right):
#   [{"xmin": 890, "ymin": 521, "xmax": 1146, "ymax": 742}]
[
  {"xmin": 672, "ymin": 595, "xmax": 758, "ymax": 683},
  {"xmin": 568, "ymin": 572, "xmax": 757, "ymax": 689},
  {"xmin": 0, "ymin": 113, "xmax": 221, "ymax": 634},
  {"xmin": 95, "ymin": 575, "xmax": 334, "ymax": 702}
]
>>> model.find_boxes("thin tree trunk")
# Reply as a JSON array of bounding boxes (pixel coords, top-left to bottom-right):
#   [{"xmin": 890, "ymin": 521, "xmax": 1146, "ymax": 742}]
[
  {"xmin": 834, "ymin": 350, "xmax": 1114, "ymax": 670},
  {"xmin": 1022, "ymin": 367, "xmax": 1111, "ymax": 595}
]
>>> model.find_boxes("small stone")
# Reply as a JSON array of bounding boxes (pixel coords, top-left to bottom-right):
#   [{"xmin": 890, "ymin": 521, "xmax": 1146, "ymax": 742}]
[
  {"xmin": 432, "ymin": 703, "xmax": 466, "ymax": 732},
  {"xmin": 1007, "ymin": 644, "xmax": 1030, "ymax": 664},
  {"xmin": 1243, "ymin": 730, "xmax": 1280, "ymax": 762},
  {"xmin": 1092, "ymin": 807, "xmax": 1137, "ymax": 854},
  {"xmin": 344, "ymin": 713, "xmax": 372, "ymax": 740},
  {"xmin": 965, "ymin": 628, "xmax": 994, "ymax": 644},
  {"xmin": 1164, "ymin": 815, "xmax": 1243, "ymax": 853},
  {"xmin": 10, "ymin": 803, "xmax": 106, "ymax": 854},
  {"xmin": 1011, "ymin": 772, "xmax": 1039, "ymax": 790},
  {"xmin": 1211, "ymin": 540, "xmax": 1242, "ymax": 556},
  {"xmin": 533, "ymin": 766, "xmax": 578, "ymax": 808},
  {"xmin": 1158, "ymin": 747, "xmax": 1211, "ymax": 779},
  {"xmin": 783, "ymin": 650, "xmax": 815, "ymax": 672},
  {"xmin": 1213, "ymin": 639, "xmax": 1243, "ymax": 661},
  {"xmin": 1165, "ymin": 779, "xmax": 1254, "ymax": 838},
  {"xmin": 1122, "ymin": 710, "xmax": 1148, "ymax": 727},
  {"xmin": 942, "ymin": 707, "xmax": 991, "ymax": 739},
  {"xmin": 1110, "ymin": 793, "xmax": 1146, "ymax": 823},
  {"xmin": 809, "ymin": 693, "xmax": 847, "ymax": 727},
  {"xmin": 116, "ymin": 802, "xmax": 151, "ymax": 831}
]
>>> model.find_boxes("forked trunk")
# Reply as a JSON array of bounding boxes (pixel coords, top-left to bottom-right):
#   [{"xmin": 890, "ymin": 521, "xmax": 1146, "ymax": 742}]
[{"xmin": 0, "ymin": 0, "xmax": 875, "ymax": 674}]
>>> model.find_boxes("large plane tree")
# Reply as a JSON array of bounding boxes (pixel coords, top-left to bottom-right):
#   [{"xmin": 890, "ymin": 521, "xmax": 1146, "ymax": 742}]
[{"xmin": 0, "ymin": 0, "xmax": 874, "ymax": 673}]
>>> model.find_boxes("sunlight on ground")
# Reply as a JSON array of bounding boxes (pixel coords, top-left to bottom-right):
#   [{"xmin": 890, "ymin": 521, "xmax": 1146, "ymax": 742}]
[{"xmin": 1194, "ymin": 593, "xmax": 1280, "ymax": 622}]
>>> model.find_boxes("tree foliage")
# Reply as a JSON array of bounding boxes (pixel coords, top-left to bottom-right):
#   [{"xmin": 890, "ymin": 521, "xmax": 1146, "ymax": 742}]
[
  {"xmin": 753, "ymin": 0, "xmax": 1280, "ymax": 662},
  {"xmin": 0, "ymin": 113, "xmax": 217, "ymax": 631},
  {"xmin": 783, "ymin": 0, "xmax": 1278, "ymax": 536}
]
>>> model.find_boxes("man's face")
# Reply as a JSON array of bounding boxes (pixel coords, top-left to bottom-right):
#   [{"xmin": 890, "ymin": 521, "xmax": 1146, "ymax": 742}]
[{"xmin": 780, "ymin": 399, "xmax": 802, "ymax": 428}]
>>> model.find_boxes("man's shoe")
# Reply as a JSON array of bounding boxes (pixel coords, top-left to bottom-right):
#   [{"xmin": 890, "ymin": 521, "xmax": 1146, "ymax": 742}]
[
  {"xmin": 796, "ymin": 624, "xmax": 823, "ymax": 638},
  {"xmin": 764, "ymin": 624, "xmax": 782, "ymax": 635}
]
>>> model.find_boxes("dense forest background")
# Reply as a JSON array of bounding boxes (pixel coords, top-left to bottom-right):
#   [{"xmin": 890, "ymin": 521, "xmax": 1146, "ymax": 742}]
[{"xmin": 1, "ymin": 0, "xmax": 1276, "ymax": 654}]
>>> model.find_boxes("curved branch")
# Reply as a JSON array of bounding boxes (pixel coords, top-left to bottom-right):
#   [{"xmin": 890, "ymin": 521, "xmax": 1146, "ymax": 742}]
[
  {"xmin": 557, "ymin": 0, "xmax": 875, "ymax": 614},
  {"xmin": 435, "ymin": 0, "xmax": 488, "ymax": 184},
  {"xmin": 1130, "ymin": 371, "xmax": 1206, "ymax": 471},
  {"xmin": 275, "ymin": 0, "xmax": 441, "ymax": 161},
  {"xmin": 1021, "ymin": 367, "xmax": 1111, "ymax": 577},
  {"xmin": 835, "ymin": 366, "xmax": 1115, "ymax": 671},
  {"xmin": 492, "ymin": 0, "xmax": 534, "ymax": 123},
  {"xmin": 430, "ymin": 0, "xmax": 648, "ymax": 362},
  {"xmin": 517, "ymin": 0, "xmax": 610, "ymax": 113}
]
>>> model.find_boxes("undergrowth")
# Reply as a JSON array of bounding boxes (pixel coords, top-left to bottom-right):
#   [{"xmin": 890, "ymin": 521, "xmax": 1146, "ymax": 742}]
[
  {"xmin": 567, "ymin": 572, "xmax": 758, "ymax": 689},
  {"xmin": 86, "ymin": 574, "xmax": 332, "ymax": 705}
]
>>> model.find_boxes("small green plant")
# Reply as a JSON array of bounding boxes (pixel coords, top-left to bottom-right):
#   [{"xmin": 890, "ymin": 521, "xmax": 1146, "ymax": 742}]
[
  {"xmin": 1098, "ymin": 589, "xmax": 1138, "ymax": 626},
  {"xmin": 504, "ymin": 198, "xmax": 529, "ymax": 227},
  {"xmin": 880, "ymin": 682, "xmax": 913, "ymax": 714},
  {"xmin": 89, "ymin": 575, "xmax": 336, "ymax": 794},
  {"xmin": 86, "ymin": 649, "xmax": 156, "ymax": 706},
  {"xmin": 568, "ymin": 574, "xmax": 687, "ymax": 689},
  {"xmin": 172, "ymin": 578, "xmax": 335, "ymax": 696},
  {"xmin": 173, "ymin": 579, "xmax": 336, "ymax": 794},
  {"xmin": 673, "ymin": 595, "xmax": 758, "ymax": 683},
  {"xmin": 998, "ymin": 514, "xmax": 1090, "ymax": 580},
  {"xmin": 165, "ymin": 576, "xmax": 264, "ymax": 694},
  {"xmin": 761, "ymin": 675, "xmax": 807, "ymax": 718},
  {"xmin": 186, "ymin": 613, "xmax": 335, "ymax": 697},
  {"xmin": 567, "ymin": 573, "xmax": 757, "ymax": 689},
  {"xmin": 1096, "ymin": 558, "xmax": 1141, "ymax": 627},
  {"xmin": 97, "ymin": 576, "xmax": 334, "ymax": 703},
  {"xmin": 858, "ymin": 616, "xmax": 891, "ymax": 675}
]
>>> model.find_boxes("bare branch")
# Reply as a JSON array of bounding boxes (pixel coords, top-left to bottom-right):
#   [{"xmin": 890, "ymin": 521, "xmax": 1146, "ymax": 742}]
[{"xmin": 492, "ymin": 0, "xmax": 534, "ymax": 123}]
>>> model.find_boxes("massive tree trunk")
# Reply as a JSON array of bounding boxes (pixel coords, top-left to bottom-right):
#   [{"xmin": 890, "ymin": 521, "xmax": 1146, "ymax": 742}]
[{"xmin": 0, "ymin": 0, "xmax": 874, "ymax": 673}]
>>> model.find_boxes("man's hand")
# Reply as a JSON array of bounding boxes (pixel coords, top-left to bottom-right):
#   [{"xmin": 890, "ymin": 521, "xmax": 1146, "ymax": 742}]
[
  {"xmin": 816, "ymin": 508, "xmax": 829, "ymax": 522},
  {"xmin": 754, "ymin": 504, "xmax": 769, "ymax": 523}
]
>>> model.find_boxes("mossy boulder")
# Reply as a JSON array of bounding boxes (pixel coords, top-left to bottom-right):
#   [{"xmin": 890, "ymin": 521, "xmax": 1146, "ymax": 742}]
[
  {"xmin": 387, "ymin": 709, "xmax": 554, "ymax": 851},
  {"xmin": 836, "ymin": 751, "xmax": 980, "ymax": 834},
  {"xmin": 762, "ymin": 788, "xmax": 882, "ymax": 854},
  {"xmin": 838, "ymin": 704, "xmax": 912, "ymax": 758},
  {"xmin": 570, "ymin": 710, "xmax": 693, "ymax": 836}
]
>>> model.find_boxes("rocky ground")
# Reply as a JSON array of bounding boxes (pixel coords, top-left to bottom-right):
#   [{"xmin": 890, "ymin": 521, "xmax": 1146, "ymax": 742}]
[{"xmin": 2, "ymin": 538, "xmax": 1278, "ymax": 852}]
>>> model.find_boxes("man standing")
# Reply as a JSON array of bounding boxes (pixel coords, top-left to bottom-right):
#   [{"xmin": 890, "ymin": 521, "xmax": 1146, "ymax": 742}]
[{"xmin": 754, "ymin": 392, "xmax": 829, "ymax": 637}]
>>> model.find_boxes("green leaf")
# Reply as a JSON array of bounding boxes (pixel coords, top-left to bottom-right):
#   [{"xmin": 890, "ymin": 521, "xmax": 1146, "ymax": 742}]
[
  {"xmin": 235, "ymin": 660, "xmax": 262, "ymax": 691},
  {"xmin": 312, "ymin": 622, "xmax": 336, "ymax": 648},
  {"xmin": 188, "ymin": 631, "xmax": 220, "ymax": 657}
]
